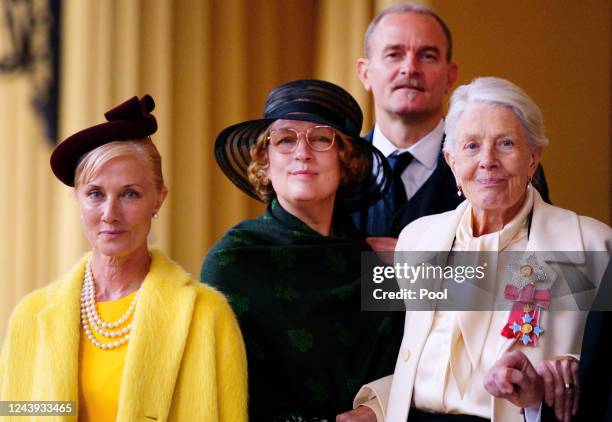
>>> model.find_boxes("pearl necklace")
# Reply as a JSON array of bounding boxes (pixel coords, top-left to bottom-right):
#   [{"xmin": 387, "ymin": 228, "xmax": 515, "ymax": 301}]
[{"xmin": 80, "ymin": 258, "xmax": 142, "ymax": 350}]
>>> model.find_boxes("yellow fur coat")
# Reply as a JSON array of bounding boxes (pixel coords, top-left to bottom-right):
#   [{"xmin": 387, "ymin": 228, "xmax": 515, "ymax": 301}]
[{"xmin": 0, "ymin": 249, "xmax": 248, "ymax": 421}]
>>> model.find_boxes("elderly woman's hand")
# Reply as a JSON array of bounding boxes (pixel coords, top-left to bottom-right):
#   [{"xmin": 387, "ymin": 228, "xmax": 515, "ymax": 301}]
[
  {"xmin": 336, "ymin": 405, "xmax": 377, "ymax": 422},
  {"xmin": 484, "ymin": 350, "xmax": 543, "ymax": 409},
  {"xmin": 536, "ymin": 356, "xmax": 579, "ymax": 422}
]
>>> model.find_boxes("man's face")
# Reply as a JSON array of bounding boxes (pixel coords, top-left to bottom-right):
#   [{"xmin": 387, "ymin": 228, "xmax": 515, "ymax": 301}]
[{"xmin": 357, "ymin": 12, "xmax": 457, "ymax": 121}]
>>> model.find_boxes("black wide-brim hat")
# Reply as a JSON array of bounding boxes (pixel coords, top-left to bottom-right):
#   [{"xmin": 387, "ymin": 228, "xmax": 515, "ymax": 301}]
[
  {"xmin": 50, "ymin": 95, "xmax": 157, "ymax": 186},
  {"xmin": 215, "ymin": 79, "xmax": 391, "ymax": 212}
]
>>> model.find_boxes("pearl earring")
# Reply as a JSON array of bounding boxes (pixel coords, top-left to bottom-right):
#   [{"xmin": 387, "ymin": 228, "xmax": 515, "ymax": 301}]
[
  {"xmin": 456, "ymin": 185, "xmax": 463, "ymax": 197},
  {"xmin": 153, "ymin": 212, "xmax": 159, "ymax": 219}
]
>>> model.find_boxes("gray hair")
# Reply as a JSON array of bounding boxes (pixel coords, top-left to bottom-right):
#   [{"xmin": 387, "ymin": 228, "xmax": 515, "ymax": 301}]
[
  {"xmin": 364, "ymin": 3, "xmax": 453, "ymax": 61},
  {"xmin": 443, "ymin": 77, "xmax": 549, "ymax": 155}
]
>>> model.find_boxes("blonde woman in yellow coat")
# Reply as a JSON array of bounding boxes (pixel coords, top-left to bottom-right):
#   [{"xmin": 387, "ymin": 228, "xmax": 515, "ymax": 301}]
[{"xmin": 0, "ymin": 95, "xmax": 247, "ymax": 421}]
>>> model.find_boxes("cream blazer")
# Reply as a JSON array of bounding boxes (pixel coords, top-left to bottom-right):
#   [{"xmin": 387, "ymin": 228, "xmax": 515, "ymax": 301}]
[
  {"xmin": 0, "ymin": 250, "xmax": 248, "ymax": 421},
  {"xmin": 355, "ymin": 191, "xmax": 611, "ymax": 422}
]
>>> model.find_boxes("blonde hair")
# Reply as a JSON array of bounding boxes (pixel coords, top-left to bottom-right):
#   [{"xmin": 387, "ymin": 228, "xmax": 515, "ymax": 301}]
[
  {"xmin": 247, "ymin": 126, "xmax": 369, "ymax": 203},
  {"xmin": 74, "ymin": 139, "xmax": 164, "ymax": 190}
]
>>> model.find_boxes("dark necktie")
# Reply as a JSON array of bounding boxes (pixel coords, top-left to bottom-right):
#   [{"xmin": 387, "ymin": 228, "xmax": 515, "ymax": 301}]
[{"xmin": 387, "ymin": 152, "xmax": 414, "ymax": 208}]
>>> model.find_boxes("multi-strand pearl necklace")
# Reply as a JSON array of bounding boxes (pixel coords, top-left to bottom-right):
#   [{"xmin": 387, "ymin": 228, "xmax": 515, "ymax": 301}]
[{"xmin": 80, "ymin": 258, "xmax": 142, "ymax": 350}]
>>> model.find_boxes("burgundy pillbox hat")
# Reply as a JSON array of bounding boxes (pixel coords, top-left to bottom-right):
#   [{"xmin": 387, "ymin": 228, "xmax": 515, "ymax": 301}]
[{"xmin": 50, "ymin": 94, "xmax": 157, "ymax": 186}]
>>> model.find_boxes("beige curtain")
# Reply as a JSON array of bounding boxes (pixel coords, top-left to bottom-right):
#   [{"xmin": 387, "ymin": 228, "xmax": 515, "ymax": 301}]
[
  {"xmin": 0, "ymin": 76, "xmax": 59, "ymax": 337},
  {"xmin": 0, "ymin": 0, "xmax": 339, "ymax": 341},
  {"xmin": 314, "ymin": 0, "xmax": 431, "ymax": 127},
  {"xmin": 1, "ymin": 0, "xmax": 610, "ymax": 343}
]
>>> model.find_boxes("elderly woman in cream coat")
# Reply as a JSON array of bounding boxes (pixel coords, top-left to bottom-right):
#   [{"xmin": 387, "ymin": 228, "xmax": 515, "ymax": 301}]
[{"xmin": 342, "ymin": 77, "xmax": 611, "ymax": 422}]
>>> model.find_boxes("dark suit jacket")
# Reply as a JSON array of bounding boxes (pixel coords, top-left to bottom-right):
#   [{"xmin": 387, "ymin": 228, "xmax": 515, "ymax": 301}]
[
  {"xmin": 573, "ymin": 261, "xmax": 612, "ymax": 421},
  {"xmin": 352, "ymin": 128, "xmax": 550, "ymax": 238},
  {"xmin": 573, "ymin": 311, "xmax": 612, "ymax": 421}
]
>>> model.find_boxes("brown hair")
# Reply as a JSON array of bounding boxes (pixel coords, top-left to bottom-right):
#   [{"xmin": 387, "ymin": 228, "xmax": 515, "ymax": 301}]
[{"xmin": 247, "ymin": 126, "xmax": 369, "ymax": 203}]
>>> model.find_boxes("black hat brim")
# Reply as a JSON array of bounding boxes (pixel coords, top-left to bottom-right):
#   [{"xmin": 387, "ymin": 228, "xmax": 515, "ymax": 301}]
[{"xmin": 215, "ymin": 115, "xmax": 391, "ymax": 212}]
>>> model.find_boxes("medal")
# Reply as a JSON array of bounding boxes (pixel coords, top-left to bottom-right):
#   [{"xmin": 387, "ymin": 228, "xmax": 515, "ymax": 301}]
[
  {"xmin": 509, "ymin": 309, "xmax": 545, "ymax": 345},
  {"xmin": 501, "ymin": 254, "xmax": 549, "ymax": 346}
]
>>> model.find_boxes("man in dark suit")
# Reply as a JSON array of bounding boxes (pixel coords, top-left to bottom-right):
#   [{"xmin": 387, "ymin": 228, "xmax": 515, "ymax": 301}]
[
  {"xmin": 352, "ymin": 3, "xmax": 549, "ymax": 246},
  {"xmin": 573, "ymin": 261, "xmax": 612, "ymax": 422},
  {"xmin": 573, "ymin": 311, "xmax": 612, "ymax": 421}
]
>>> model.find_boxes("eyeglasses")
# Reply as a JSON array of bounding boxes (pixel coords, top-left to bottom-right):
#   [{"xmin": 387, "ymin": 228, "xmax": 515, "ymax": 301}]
[{"xmin": 268, "ymin": 125, "xmax": 336, "ymax": 154}]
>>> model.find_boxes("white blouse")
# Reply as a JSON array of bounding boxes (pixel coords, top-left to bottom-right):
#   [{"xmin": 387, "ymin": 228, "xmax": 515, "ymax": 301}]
[{"xmin": 412, "ymin": 189, "xmax": 535, "ymax": 417}]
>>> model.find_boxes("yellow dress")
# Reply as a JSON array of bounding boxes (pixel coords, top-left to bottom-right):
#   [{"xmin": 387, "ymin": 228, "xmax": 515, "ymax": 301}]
[
  {"xmin": 78, "ymin": 291, "xmax": 136, "ymax": 422},
  {"xmin": 1, "ymin": 249, "xmax": 248, "ymax": 421}
]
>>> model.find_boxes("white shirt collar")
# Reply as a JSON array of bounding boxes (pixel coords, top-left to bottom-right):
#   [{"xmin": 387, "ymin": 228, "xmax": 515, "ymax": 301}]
[{"xmin": 372, "ymin": 119, "xmax": 444, "ymax": 170}]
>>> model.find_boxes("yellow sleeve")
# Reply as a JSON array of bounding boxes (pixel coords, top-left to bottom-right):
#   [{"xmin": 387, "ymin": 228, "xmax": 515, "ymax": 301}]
[
  {"xmin": 0, "ymin": 292, "xmax": 41, "ymax": 401},
  {"xmin": 0, "ymin": 319, "xmax": 9, "ymax": 397},
  {"xmin": 215, "ymin": 296, "xmax": 248, "ymax": 422}
]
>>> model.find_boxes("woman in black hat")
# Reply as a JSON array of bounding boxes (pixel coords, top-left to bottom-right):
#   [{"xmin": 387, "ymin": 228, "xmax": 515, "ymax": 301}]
[
  {"xmin": 201, "ymin": 79, "xmax": 404, "ymax": 421},
  {"xmin": 0, "ymin": 95, "xmax": 247, "ymax": 421}
]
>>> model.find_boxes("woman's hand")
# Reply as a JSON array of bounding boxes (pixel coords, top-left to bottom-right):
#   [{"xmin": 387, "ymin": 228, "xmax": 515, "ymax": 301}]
[
  {"xmin": 484, "ymin": 350, "xmax": 544, "ymax": 409},
  {"xmin": 536, "ymin": 356, "xmax": 579, "ymax": 422},
  {"xmin": 366, "ymin": 237, "xmax": 398, "ymax": 264},
  {"xmin": 336, "ymin": 406, "xmax": 376, "ymax": 422}
]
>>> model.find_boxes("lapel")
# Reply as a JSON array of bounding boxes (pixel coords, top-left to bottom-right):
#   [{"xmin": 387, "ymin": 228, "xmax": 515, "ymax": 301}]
[
  {"xmin": 37, "ymin": 256, "xmax": 86, "ymax": 411},
  {"xmin": 405, "ymin": 200, "xmax": 467, "ymax": 252},
  {"xmin": 360, "ymin": 128, "xmax": 461, "ymax": 236},
  {"xmin": 496, "ymin": 191, "xmax": 585, "ymax": 357},
  {"xmin": 394, "ymin": 157, "xmax": 462, "ymax": 233},
  {"xmin": 526, "ymin": 191, "xmax": 584, "ymax": 259},
  {"xmin": 389, "ymin": 205, "xmax": 465, "ymax": 421},
  {"xmin": 117, "ymin": 250, "xmax": 196, "ymax": 421}
]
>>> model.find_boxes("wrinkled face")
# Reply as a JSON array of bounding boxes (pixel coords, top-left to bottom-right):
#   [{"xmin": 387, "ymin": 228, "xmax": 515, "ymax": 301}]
[
  {"xmin": 445, "ymin": 104, "xmax": 542, "ymax": 213},
  {"xmin": 358, "ymin": 12, "xmax": 457, "ymax": 120},
  {"xmin": 265, "ymin": 119, "xmax": 342, "ymax": 211},
  {"xmin": 76, "ymin": 155, "xmax": 167, "ymax": 258}
]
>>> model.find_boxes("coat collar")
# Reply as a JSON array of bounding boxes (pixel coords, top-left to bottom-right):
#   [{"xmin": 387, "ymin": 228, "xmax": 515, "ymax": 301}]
[
  {"xmin": 408, "ymin": 199, "xmax": 468, "ymax": 252},
  {"xmin": 38, "ymin": 250, "xmax": 196, "ymax": 420},
  {"xmin": 496, "ymin": 191, "xmax": 586, "ymax": 357},
  {"xmin": 117, "ymin": 249, "xmax": 195, "ymax": 420},
  {"xmin": 408, "ymin": 190, "xmax": 584, "ymax": 259},
  {"xmin": 37, "ymin": 257, "xmax": 85, "ymax": 408},
  {"xmin": 526, "ymin": 191, "xmax": 585, "ymax": 263}
]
